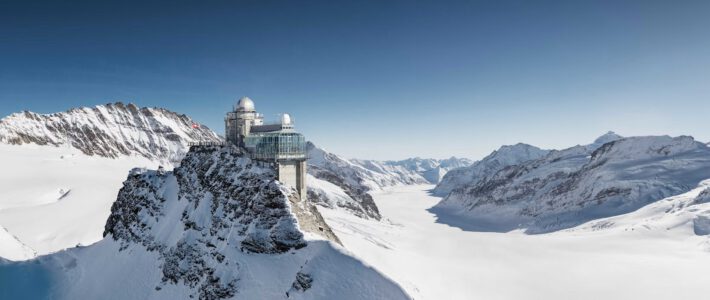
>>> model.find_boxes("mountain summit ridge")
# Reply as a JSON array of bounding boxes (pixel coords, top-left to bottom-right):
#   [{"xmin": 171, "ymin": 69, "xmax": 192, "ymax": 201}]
[{"xmin": 0, "ymin": 102, "xmax": 221, "ymax": 162}]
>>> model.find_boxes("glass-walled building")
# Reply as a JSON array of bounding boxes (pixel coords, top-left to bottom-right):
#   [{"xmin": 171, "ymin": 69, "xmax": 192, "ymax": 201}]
[
  {"xmin": 244, "ymin": 132, "xmax": 306, "ymax": 161},
  {"xmin": 225, "ymin": 97, "xmax": 308, "ymax": 201}
]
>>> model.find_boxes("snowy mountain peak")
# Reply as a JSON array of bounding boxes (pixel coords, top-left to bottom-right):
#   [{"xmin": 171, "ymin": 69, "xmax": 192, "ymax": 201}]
[
  {"xmin": 489, "ymin": 143, "xmax": 549, "ymax": 164},
  {"xmin": 586, "ymin": 131, "xmax": 624, "ymax": 151},
  {"xmin": 0, "ymin": 102, "xmax": 221, "ymax": 163},
  {"xmin": 591, "ymin": 135, "xmax": 704, "ymax": 162},
  {"xmin": 593, "ymin": 131, "xmax": 622, "ymax": 144},
  {"xmin": 433, "ymin": 143, "xmax": 549, "ymax": 196}
]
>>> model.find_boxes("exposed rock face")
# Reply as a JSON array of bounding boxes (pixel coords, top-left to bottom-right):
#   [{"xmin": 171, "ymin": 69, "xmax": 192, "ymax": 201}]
[
  {"xmin": 308, "ymin": 142, "xmax": 424, "ymax": 191},
  {"xmin": 289, "ymin": 271, "xmax": 314, "ymax": 294},
  {"xmin": 307, "ymin": 143, "xmax": 389, "ymax": 220},
  {"xmin": 434, "ymin": 143, "xmax": 551, "ymax": 196},
  {"xmin": 104, "ymin": 146, "xmax": 307, "ymax": 297},
  {"xmin": 13, "ymin": 145, "xmax": 409, "ymax": 300},
  {"xmin": 288, "ymin": 190, "xmax": 342, "ymax": 244},
  {"xmin": 308, "ymin": 166, "xmax": 382, "ymax": 220},
  {"xmin": 0, "ymin": 102, "xmax": 221, "ymax": 162},
  {"xmin": 695, "ymin": 188, "xmax": 710, "ymax": 205},
  {"xmin": 434, "ymin": 135, "xmax": 710, "ymax": 233}
]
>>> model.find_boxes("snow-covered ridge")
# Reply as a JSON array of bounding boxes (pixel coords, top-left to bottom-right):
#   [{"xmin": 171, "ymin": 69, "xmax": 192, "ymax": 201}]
[
  {"xmin": 695, "ymin": 187, "xmax": 710, "ymax": 205},
  {"xmin": 0, "ymin": 102, "xmax": 221, "ymax": 162},
  {"xmin": 0, "ymin": 146, "xmax": 409, "ymax": 299},
  {"xmin": 434, "ymin": 134, "xmax": 710, "ymax": 233},
  {"xmin": 434, "ymin": 142, "xmax": 551, "ymax": 196},
  {"xmin": 434, "ymin": 131, "xmax": 625, "ymax": 197}
]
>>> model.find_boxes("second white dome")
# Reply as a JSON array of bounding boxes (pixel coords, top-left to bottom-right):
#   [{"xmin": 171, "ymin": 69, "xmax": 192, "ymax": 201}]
[{"xmin": 281, "ymin": 113, "xmax": 292, "ymax": 125}]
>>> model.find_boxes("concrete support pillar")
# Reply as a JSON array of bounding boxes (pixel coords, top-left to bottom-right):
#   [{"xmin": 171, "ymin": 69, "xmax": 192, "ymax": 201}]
[
  {"xmin": 277, "ymin": 160, "xmax": 308, "ymax": 202},
  {"xmin": 296, "ymin": 160, "xmax": 307, "ymax": 201}
]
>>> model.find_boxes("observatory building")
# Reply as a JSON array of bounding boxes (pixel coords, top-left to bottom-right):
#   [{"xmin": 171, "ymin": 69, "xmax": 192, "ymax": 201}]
[{"xmin": 225, "ymin": 97, "xmax": 307, "ymax": 200}]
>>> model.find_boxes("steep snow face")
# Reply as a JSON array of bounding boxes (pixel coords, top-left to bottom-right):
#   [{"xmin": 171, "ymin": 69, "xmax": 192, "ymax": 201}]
[
  {"xmin": 0, "ymin": 226, "xmax": 36, "ymax": 261},
  {"xmin": 353, "ymin": 157, "xmax": 473, "ymax": 184},
  {"xmin": 307, "ymin": 172, "xmax": 381, "ymax": 220},
  {"xmin": 570, "ymin": 179, "xmax": 710, "ymax": 241},
  {"xmin": 0, "ymin": 146, "xmax": 409, "ymax": 300},
  {"xmin": 306, "ymin": 142, "xmax": 397, "ymax": 220},
  {"xmin": 0, "ymin": 102, "xmax": 221, "ymax": 163},
  {"xmin": 433, "ymin": 143, "xmax": 550, "ymax": 196},
  {"xmin": 435, "ymin": 135, "xmax": 710, "ymax": 233}
]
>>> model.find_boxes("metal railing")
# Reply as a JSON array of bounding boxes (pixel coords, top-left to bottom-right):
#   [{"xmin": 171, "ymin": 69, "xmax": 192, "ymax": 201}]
[{"xmin": 188, "ymin": 141, "xmax": 227, "ymax": 147}]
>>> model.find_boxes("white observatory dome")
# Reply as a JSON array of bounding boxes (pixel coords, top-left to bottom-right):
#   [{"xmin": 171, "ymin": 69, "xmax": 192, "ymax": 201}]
[
  {"xmin": 237, "ymin": 97, "xmax": 255, "ymax": 112},
  {"xmin": 281, "ymin": 113, "xmax": 292, "ymax": 125}
]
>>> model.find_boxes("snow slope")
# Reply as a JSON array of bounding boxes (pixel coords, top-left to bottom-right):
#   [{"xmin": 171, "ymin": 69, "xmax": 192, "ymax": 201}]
[
  {"xmin": 571, "ymin": 179, "xmax": 710, "ymax": 241},
  {"xmin": 320, "ymin": 184, "xmax": 710, "ymax": 300},
  {"xmin": 0, "ymin": 144, "xmax": 160, "ymax": 259},
  {"xmin": 0, "ymin": 146, "xmax": 409, "ymax": 300},
  {"xmin": 434, "ymin": 135, "xmax": 710, "ymax": 233},
  {"xmin": 0, "ymin": 225, "xmax": 36, "ymax": 261}
]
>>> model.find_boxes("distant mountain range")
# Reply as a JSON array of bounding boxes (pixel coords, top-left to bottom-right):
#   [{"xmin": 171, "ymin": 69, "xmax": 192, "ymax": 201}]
[
  {"xmin": 434, "ymin": 131, "xmax": 623, "ymax": 196},
  {"xmin": 432, "ymin": 132, "xmax": 710, "ymax": 233},
  {"xmin": 352, "ymin": 156, "xmax": 473, "ymax": 185}
]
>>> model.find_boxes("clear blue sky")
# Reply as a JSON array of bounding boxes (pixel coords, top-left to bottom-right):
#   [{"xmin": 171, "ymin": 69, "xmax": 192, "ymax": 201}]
[{"xmin": 1, "ymin": 0, "xmax": 708, "ymax": 160}]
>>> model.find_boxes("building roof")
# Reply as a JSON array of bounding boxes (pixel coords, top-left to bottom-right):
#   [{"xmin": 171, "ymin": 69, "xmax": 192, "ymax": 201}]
[
  {"xmin": 237, "ymin": 97, "xmax": 255, "ymax": 112},
  {"xmin": 250, "ymin": 124, "xmax": 289, "ymax": 133}
]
